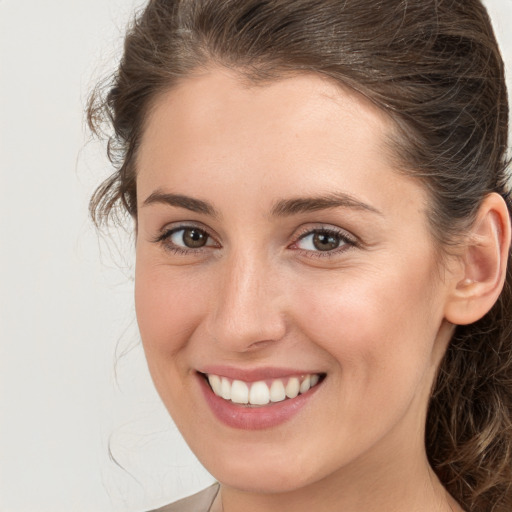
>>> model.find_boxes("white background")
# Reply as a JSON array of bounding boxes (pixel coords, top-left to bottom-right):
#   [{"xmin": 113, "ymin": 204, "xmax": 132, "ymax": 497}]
[{"xmin": 0, "ymin": 1, "xmax": 511, "ymax": 511}]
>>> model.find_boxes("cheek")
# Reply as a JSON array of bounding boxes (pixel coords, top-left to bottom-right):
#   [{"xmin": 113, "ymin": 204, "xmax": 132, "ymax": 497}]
[
  {"xmin": 134, "ymin": 262, "xmax": 212, "ymax": 429},
  {"xmin": 292, "ymin": 264, "xmax": 442, "ymax": 398},
  {"xmin": 134, "ymin": 261, "xmax": 207, "ymax": 362}
]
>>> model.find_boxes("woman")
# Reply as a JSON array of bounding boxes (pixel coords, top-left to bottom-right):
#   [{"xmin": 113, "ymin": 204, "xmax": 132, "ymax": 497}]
[{"xmin": 88, "ymin": 0, "xmax": 512, "ymax": 510}]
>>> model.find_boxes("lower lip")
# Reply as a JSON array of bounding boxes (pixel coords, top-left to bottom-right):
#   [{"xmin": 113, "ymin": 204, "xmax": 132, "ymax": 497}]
[{"xmin": 198, "ymin": 374, "xmax": 322, "ymax": 430}]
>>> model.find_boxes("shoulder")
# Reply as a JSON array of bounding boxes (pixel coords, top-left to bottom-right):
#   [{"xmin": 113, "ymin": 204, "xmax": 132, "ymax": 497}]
[{"xmin": 147, "ymin": 483, "xmax": 220, "ymax": 512}]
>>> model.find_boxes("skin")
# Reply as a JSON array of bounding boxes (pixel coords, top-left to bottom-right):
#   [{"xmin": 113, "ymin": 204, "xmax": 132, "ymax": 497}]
[{"xmin": 134, "ymin": 69, "xmax": 468, "ymax": 512}]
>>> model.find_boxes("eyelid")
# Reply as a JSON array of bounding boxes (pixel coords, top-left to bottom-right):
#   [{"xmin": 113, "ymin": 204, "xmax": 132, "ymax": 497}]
[
  {"xmin": 151, "ymin": 221, "xmax": 358, "ymax": 257},
  {"xmin": 153, "ymin": 220, "xmax": 216, "ymax": 240},
  {"xmin": 289, "ymin": 224, "xmax": 358, "ymax": 256},
  {"xmin": 152, "ymin": 221, "xmax": 221, "ymax": 252}
]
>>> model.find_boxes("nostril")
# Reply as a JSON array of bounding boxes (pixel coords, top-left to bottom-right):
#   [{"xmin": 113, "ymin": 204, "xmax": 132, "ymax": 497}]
[{"xmin": 246, "ymin": 339, "xmax": 277, "ymax": 351}]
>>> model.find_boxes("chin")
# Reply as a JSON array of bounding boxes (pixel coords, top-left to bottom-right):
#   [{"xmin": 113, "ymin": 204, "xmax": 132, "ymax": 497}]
[
  {"xmin": 190, "ymin": 437, "xmax": 333, "ymax": 495},
  {"xmin": 209, "ymin": 462, "xmax": 315, "ymax": 495}
]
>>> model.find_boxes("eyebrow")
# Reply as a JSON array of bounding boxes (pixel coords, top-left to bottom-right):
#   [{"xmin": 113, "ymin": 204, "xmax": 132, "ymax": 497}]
[
  {"xmin": 142, "ymin": 190, "xmax": 381, "ymax": 217},
  {"xmin": 142, "ymin": 190, "xmax": 220, "ymax": 217},
  {"xmin": 270, "ymin": 192, "xmax": 382, "ymax": 217}
]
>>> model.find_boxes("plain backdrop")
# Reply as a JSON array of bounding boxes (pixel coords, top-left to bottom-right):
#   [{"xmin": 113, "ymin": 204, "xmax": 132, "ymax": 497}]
[{"xmin": 0, "ymin": 1, "xmax": 511, "ymax": 511}]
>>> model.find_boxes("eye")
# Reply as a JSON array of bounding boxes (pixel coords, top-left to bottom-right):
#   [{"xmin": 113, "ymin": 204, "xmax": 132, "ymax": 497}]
[
  {"xmin": 154, "ymin": 225, "xmax": 219, "ymax": 253},
  {"xmin": 292, "ymin": 227, "xmax": 356, "ymax": 255},
  {"xmin": 170, "ymin": 227, "xmax": 212, "ymax": 249}
]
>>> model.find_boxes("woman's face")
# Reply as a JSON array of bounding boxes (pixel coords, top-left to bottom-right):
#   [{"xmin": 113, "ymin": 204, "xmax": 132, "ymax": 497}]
[{"xmin": 135, "ymin": 70, "xmax": 456, "ymax": 493}]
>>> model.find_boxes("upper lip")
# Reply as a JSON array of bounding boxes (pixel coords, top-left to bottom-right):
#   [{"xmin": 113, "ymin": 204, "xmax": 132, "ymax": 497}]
[{"xmin": 197, "ymin": 365, "xmax": 324, "ymax": 382}]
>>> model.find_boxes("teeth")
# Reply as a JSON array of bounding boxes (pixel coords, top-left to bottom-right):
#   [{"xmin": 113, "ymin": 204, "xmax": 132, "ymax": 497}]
[
  {"xmin": 221, "ymin": 377, "xmax": 231, "ymax": 400},
  {"xmin": 231, "ymin": 380, "xmax": 249, "ymax": 404},
  {"xmin": 249, "ymin": 381, "xmax": 270, "ymax": 405},
  {"xmin": 299, "ymin": 375, "xmax": 311, "ymax": 394},
  {"xmin": 285, "ymin": 377, "xmax": 300, "ymax": 399},
  {"xmin": 270, "ymin": 380, "xmax": 286, "ymax": 402},
  {"xmin": 207, "ymin": 373, "xmax": 322, "ymax": 405},
  {"xmin": 209, "ymin": 374, "xmax": 222, "ymax": 396}
]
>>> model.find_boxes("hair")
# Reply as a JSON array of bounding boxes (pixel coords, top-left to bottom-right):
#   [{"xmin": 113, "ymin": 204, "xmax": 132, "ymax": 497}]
[{"xmin": 87, "ymin": 0, "xmax": 512, "ymax": 510}]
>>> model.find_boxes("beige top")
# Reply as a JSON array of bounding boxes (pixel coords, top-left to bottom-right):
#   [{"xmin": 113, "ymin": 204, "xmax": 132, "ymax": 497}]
[{"xmin": 149, "ymin": 483, "xmax": 221, "ymax": 512}]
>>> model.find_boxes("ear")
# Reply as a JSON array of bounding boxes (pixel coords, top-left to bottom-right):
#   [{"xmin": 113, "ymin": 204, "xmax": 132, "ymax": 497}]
[{"xmin": 444, "ymin": 193, "xmax": 511, "ymax": 325}]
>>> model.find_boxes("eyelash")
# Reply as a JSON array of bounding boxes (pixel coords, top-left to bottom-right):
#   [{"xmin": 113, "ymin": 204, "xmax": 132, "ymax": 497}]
[
  {"xmin": 153, "ymin": 225, "xmax": 217, "ymax": 255},
  {"xmin": 290, "ymin": 226, "xmax": 357, "ymax": 258},
  {"xmin": 153, "ymin": 224, "xmax": 358, "ymax": 258}
]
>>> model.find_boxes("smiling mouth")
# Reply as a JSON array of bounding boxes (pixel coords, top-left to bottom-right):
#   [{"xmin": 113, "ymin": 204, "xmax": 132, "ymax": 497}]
[{"xmin": 201, "ymin": 373, "xmax": 326, "ymax": 407}]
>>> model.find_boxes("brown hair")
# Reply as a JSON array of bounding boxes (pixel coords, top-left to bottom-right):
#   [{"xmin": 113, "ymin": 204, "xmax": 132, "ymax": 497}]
[{"xmin": 88, "ymin": 1, "xmax": 512, "ymax": 510}]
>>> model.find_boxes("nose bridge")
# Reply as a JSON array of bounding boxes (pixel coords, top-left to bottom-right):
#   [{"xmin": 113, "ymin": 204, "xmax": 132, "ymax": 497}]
[{"xmin": 210, "ymin": 245, "xmax": 286, "ymax": 350}]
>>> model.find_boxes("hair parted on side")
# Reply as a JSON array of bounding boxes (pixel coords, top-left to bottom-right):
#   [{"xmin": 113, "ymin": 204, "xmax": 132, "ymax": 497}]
[{"xmin": 87, "ymin": 1, "xmax": 512, "ymax": 510}]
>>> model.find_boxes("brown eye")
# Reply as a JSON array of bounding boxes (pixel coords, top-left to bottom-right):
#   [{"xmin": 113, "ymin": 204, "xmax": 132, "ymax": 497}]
[
  {"xmin": 294, "ymin": 228, "xmax": 355, "ymax": 254},
  {"xmin": 312, "ymin": 232, "xmax": 341, "ymax": 251},
  {"xmin": 178, "ymin": 228, "xmax": 209, "ymax": 248},
  {"xmin": 155, "ymin": 225, "xmax": 218, "ymax": 254}
]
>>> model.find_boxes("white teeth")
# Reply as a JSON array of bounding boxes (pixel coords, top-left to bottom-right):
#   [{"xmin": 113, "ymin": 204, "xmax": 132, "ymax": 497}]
[
  {"xmin": 285, "ymin": 377, "xmax": 300, "ymax": 399},
  {"xmin": 231, "ymin": 380, "xmax": 249, "ymax": 404},
  {"xmin": 208, "ymin": 375, "xmax": 222, "ymax": 396},
  {"xmin": 221, "ymin": 377, "xmax": 231, "ymax": 400},
  {"xmin": 207, "ymin": 373, "xmax": 322, "ymax": 405},
  {"xmin": 270, "ymin": 380, "xmax": 286, "ymax": 402},
  {"xmin": 299, "ymin": 375, "xmax": 311, "ymax": 394},
  {"xmin": 249, "ymin": 381, "xmax": 270, "ymax": 405}
]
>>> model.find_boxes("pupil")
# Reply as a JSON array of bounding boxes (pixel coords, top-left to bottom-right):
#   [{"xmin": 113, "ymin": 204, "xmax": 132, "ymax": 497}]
[
  {"xmin": 313, "ymin": 232, "xmax": 339, "ymax": 251},
  {"xmin": 184, "ymin": 229, "xmax": 207, "ymax": 248}
]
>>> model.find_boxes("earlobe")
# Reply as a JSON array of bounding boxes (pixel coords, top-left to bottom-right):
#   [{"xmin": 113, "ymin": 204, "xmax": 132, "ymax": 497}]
[{"xmin": 444, "ymin": 193, "xmax": 511, "ymax": 326}]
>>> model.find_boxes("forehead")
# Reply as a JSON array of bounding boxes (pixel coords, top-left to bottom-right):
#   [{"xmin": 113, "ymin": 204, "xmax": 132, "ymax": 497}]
[
  {"xmin": 141, "ymin": 69, "xmax": 393, "ymax": 147},
  {"xmin": 136, "ymin": 68, "xmax": 424, "ymax": 221}
]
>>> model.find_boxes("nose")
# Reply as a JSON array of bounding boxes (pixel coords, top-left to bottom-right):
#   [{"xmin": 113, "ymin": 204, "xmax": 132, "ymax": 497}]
[{"xmin": 207, "ymin": 249, "xmax": 288, "ymax": 352}]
